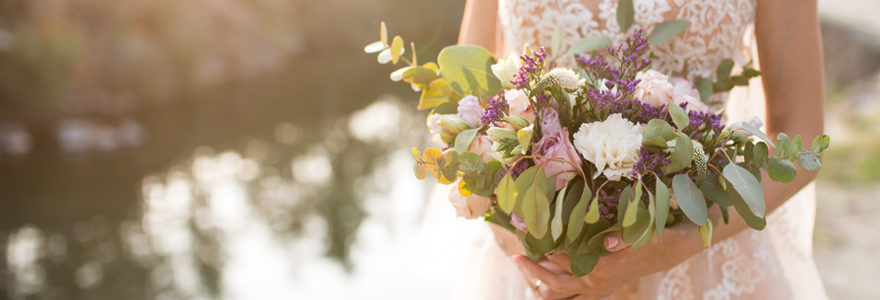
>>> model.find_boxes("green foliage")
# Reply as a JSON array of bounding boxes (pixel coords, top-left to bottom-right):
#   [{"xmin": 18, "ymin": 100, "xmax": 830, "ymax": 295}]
[
  {"xmin": 643, "ymin": 119, "xmax": 677, "ymax": 148},
  {"xmin": 496, "ymin": 173, "xmax": 517, "ymax": 213},
  {"xmin": 768, "ymin": 156, "xmax": 797, "ymax": 183},
  {"xmin": 390, "ymin": 36, "xmax": 404, "ymax": 64},
  {"xmin": 699, "ymin": 218, "xmax": 713, "ymax": 247},
  {"xmin": 648, "ymin": 20, "xmax": 689, "ymax": 45},
  {"xmin": 565, "ymin": 36, "xmax": 612, "ymax": 57},
  {"xmin": 654, "ymin": 179, "xmax": 670, "ymax": 237},
  {"xmin": 697, "ymin": 77, "xmax": 713, "ymax": 102},
  {"xmin": 716, "ymin": 59, "xmax": 735, "ymax": 80},
  {"xmin": 516, "ymin": 167, "xmax": 553, "ymax": 239},
  {"xmin": 722, "ymin": 163, "xmax": 765, "ymax": 217},
  {"xmin": 668, "ymin": 104, "xmax": 690, "ymax": 131},
  {"xmin": 566, "ymin": 180, "xmax": 593, "ymax": 242},
  {"xmin": 664, "ymin": 133, "xmax": 694, "ymax": 174},
  {"xmin": 551, "ymin": 24, "xmax": 563, "ymax": 58},
  {"xmin": 569, "ymin": 253, "xmax": 600, "ymax": 277},
  {"xmin": 729, "ymin": 122, "xmax": 775, "ymax": 147},
  {"xmin": 672, "ymin": 174, "xmax": 708, "ymax": 226},
  {"xmin": 701, "ymin": 173, "xmax": 732, "ymax": 207},
  {"xmin": 727, "ymin": 186, "xmax": 766, "ymax": 230},
  {"xmin": 437, "ymin": 45, "xmax": 502, "ymax": 97},
  {"xmin": 617, "ymin": 0, "xmax": 635, "ymax": 32},
  {"xmin": 550, "ymin": 184, "xmax": 568, "ymax": 240},
  {"xmin": 453, "ymin": 128, "xmax": 479, "ymax": 153},
  {"xmin": 622, "ymin": 205, "xmax": 651, "ymax": 244}
]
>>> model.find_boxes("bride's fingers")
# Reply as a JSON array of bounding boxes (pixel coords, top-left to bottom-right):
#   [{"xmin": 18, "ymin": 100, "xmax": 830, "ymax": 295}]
[
  {"xmin": 604, "ymin": 232, "xmax": 631, "ymax": 252},
  {"xmin": 546, "ymin": 253, "xmax": 573, "ymax": 273}
]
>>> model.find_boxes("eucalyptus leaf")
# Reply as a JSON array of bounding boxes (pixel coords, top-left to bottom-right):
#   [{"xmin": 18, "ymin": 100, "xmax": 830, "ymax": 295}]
[
  {"xmin": 648, "ymin": 20, "xmax": 689, "ymax": 45},
  {"xmin": 672, "ymin": 174, "xmax": 708, "ymax": 225},
  {"xmin": 567, "ymin": 181, "xmax": 592, "ymax": 242},
  {"xmin": 768, "ymin": 156, "xmax": 797, "ymax": 183},
  {"xmin": 699, "ymin": 218, "xmax": 713, "ymax": 248},
  {"xmin": 664, "ymin": 133, "xmax": 694, "ymax": 174},
  {"xmin": 753, "ymin": 142, "xmax": 769, "ymax": 168},
  {"xmin": 453, "ymin": 128, "xmax": 480, "ymax": 153},
  {"xmin": 776, "ymin": 133, "xmax": 791, "ymax": 158},
  {"xmin": 418, "ymin": 79, "xmax": 451, "ymax": 110},
  {"xmin": 722, "ymin": 163, "xmax": 765, "ymax": 217},
  {"xmin": 701, "ymin": 173, "xmax": 732, "ymax": 206},
  {"xmin": 697, "ymin": 77, "xmax": 713, "ymax": 103},
  {"xmin": 551, "ymin": 24, "xmax": 563, "ymax": 58},
  {"xmin": 811, "ymin": 135, "xmax": 831, "ymax": 153},
  {"xmin": 617, "ymin": 186, "xmax": 633, "ymax": 224},
  {"xmin": 390, "ymin": 36, "xmax": 404, "ymax": 64},
  {"xmin": 377, "ymin": 22, "xmax": 388, "ymax": 47},
  {"xmin": 797, "ymin": 152, "xmax": 822, "ymax": 171},
  {"xmin": 522, "ymin": 181, "xmax": 551, "ymax": 239},
  {"xmin": 521, "ymin": 230, "xmax": 557, "ymax": 259},
  {"xmin": 643, "ymin": 119, "xmax": 677, "ymax": 148},
  {"xmin": 565, "ymin": 36, "xmax": 612, "ymax": 57},
  {"xmin": 401, "ymin": 67, "xmax": 439, "ymax": 85},
  {"xmin": 668, "ymin": 104, "xmax": 689, "ymax": 131},
  {"xmin": 622, "ymin": 192, "xmax": 640, "ymax": 227},
  {"xmin": 437, "ymin": 45, "xmax": 502, "ymax": 96},
  {"xmin": 617, "ymin": 0, "xmax": 635, "ymax": 32},
  {"xmin": 551, "ymin": 185, "xmax": 568, "ymax": 241},
  {"xmin": 716, "ymin": 58, "xmax": 735, "ymax": 80},
  {"xmin": 790, "ymin": 135, "xmax": 803, "ymax": 161},
  {"xmin": 457, "ymin": 152, "xmax": 485, "ymax": 173},
  {"xmin": 496, "ymin": 173, "xmax": 517, "ymax": 213},
  {"xmin": 622, "ymin": 205, "xmax": 651, "ymax": 243},
  {"xmin": 569, "ymin": 252, "xmax": 600, "ymax": 277},
  {"xmin": 654, "ymin": 179, "xmax": 670, "ymax": 237},
  {"xmin": 730, "ymin": 122, "xmax": 775, "ymax": 147},
  {"xmin": 727, "ymin": 187, "xmax": 767, "ymax": 230}
]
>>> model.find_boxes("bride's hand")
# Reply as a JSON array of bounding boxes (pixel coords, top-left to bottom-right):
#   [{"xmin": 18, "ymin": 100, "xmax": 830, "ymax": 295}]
[{"xmin": 513, "ymin": 232, "xmax": 684, "ymax": 300}]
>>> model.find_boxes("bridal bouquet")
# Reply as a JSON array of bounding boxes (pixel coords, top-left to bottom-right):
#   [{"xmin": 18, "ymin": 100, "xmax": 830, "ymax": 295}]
[{"xmin": 365, "ymin": 21, "xmax": 829, "ymax": 276}]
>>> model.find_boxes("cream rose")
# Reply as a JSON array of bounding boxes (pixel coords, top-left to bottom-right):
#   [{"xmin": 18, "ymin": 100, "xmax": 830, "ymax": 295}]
[
  {"xmin": 504, "ymin": 89, "xmax": 536, "ymax": 122},
  {"xmin": 448, "ymin": 182, "xmax": 492, "ymax": 219},
  {"xmin": 634, "ymin": 70, "xmax": 674, "ymax": 107},
  {"xmin": 573, "ymin": 113, "xmax": 643, "ymax": 181},
  {"xmin": 491, "ymin": 55, "xmax": 522, "ymax": 89}
]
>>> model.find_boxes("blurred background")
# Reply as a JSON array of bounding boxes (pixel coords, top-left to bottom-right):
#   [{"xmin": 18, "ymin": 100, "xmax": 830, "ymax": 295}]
[{"xmin": 0, "ymin": 0, "xmax": 877, "ymax": 299}]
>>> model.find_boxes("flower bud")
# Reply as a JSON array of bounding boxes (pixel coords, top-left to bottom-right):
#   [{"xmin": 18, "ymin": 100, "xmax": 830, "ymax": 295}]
[
  {"xmin": 503, "ymin": 115, "xmax": 530, "ymax": 130},
  {"xmin": 487, "ymin": 126, "xmax": 517, "ymax": 142}
]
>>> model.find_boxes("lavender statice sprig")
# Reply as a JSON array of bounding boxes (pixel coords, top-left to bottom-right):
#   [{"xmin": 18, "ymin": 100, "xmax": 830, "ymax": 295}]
[{"xmin": 481, "ymin": 92, "xmax": 509, "ymax": 125}]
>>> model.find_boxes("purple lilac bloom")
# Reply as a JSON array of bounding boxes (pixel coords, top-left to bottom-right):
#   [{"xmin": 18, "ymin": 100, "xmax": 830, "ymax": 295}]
[
  {"xmin": 594, "ymin": 188, "xmax": 621, "ymax": 220},
  {"xmin": 481, "ymin": 92, "xmax": 509, "ymax": 124}
]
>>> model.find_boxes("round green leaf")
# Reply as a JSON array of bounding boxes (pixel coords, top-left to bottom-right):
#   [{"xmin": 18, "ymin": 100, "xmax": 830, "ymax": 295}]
[
  {"xmin": 671, "ymin": 174, "xmax": 708, "ymax": 226},
  {"xmin": 437, "ymin": 45, "xmax": 502, "ymax": 96},
  {"xmin": 768, "ymin": 156, "xmax": 797, "ymax": 183}
]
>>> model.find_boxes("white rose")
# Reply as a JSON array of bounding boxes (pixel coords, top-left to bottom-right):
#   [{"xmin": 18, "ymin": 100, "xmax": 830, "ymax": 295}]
[
  {"xmin": 504, "ymin": 89, "xmax": 535, "ymax": 122},
  {"xmin": 544, "ymin": 68, "xmax": 585, "ymax": 90},
  {"xmin": 456, "ymin": 95, "xmax": 483, "ymax": 128},
  {"xmin": 468, "ymin": 134, "xmax": 496, "ymax": 163},
  {"xmin": 573, "ymin": 113, "xmax": 643, "ymax": 181},
  {"xmin": 491, "ymin": 55, "xmax": 522, "ymax": 89},
  {"xmin": 448, "ymin": 182, "xmax": 492, "ymax": 219},
  {"xmin": 634, "ymin": 70, "xmax": 674, "ymax": 107}
]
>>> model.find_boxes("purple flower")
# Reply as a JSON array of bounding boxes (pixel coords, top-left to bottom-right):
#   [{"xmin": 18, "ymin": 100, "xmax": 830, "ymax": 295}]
[
  {"xmin": 481, "ymin": 93, "xmax": 509, "ymax": 125},
  {"xmin": 510, "ymin": 213, "xmax": 528, "ymax": 232},
  {"xmin": 533, "ymin": 128, "xmax": 582, "ymax": 190}
]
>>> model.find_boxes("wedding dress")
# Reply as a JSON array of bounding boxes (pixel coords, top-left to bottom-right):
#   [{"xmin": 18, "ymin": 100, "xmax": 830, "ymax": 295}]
[{"xmin": 444, "ymin": 0, "xmax": 828, "ymax": 299}]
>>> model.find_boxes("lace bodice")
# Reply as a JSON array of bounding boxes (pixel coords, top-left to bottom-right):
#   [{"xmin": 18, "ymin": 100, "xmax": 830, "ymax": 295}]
[{"xmin": 497, "ymin": 0, "xmax": 755, "ymax": 81}]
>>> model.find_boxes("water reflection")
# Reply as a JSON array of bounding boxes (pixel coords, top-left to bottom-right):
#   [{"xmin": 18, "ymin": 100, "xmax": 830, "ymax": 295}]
[{"xmin": 0, "ymin": 95, "xmax": 441, "ymax": 299}]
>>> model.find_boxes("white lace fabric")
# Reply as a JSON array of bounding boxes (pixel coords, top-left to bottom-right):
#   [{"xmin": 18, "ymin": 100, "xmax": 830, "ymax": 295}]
[{"xmin": 453, "ymin": 0, "xmax": 829, "ymax": 299}]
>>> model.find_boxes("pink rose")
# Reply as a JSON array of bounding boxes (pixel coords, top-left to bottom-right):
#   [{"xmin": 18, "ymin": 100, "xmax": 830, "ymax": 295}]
[
  {"xmin": 672, "ymin": 78, "xmax": 709, "ymax": 113},
  {"xmin": 634, "ymin": 70, "xmax": 674, "ymax": 107},
  {"xmin": 533, "ymin": 128, "xmax": 582, "ymax": 190},
  {"xmin": 448, "ymin": 182, "xmax": 492, "ymax": 219},
  {"xmin": 541, "ymin": 108, "xmax": 562, "ymax": 137},
  {"xmin": 467, "ymin": 134, "xmax": 496, "ymax": 163}
]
